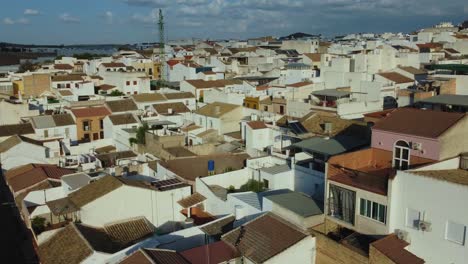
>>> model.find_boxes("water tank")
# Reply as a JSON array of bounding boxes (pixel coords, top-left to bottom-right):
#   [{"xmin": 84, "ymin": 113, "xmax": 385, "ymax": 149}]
[
  {"xmin": 208, "ymin": 160, "xmax": 215, "ymax": 172},
  {"xmin": 234, "ymin": 205, "xmax": 244, "ymax": 220},
  {"xmin": 461, "ymin": 153, "xmax": 468, "ymax": 170}
]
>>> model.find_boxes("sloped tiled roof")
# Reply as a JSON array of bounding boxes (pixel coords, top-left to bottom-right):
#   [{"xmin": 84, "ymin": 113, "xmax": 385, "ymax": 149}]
[
  {"xmin": 51, "ymin": 74, "xmax": 85, "ymax": 82},
  {"xmin": 247, "ymin": 121, "xmax": 268, "ymax": 130},
  {"xmin": 195, "ymin": 102, "xmax": 240, "ymax": 118},
  {"xmin": 371, "ymin": 234, "xmax": 425, "ymax": 264},
  {"xmin": 222, "ymin": 213, "xmax": 307, "ymax": 263},
  {"xmin": 132, "ymin": 93, "xmax": 167, "ymax": 103},
  {"xmin": 378, "ymin": 72, "xmax": 414, "ymax": 84},
  {"xmin": 58, "ymin": 89, "xmax": 73, "ymax": 96},
  {"xmin": 31, "ymin": 114, "xmax": 75, "ymax": 129},
  {"xmin": 68, "ymin": 175, "xmax": 123, "ymax": 208},
  {"xmin": 372, "ymin": 108, "xmax": 465, "ymax": 138},
  {"xmin": 38, "ymin": 224, "xmax": 93, "ymax": 264},
  {"xmin": 106, "ymin": 99, "xmax": 138, "ymax": 113},
  {"xmin": 5, "ymin": 164, "xmax": 74, "ymax": 193},
  {"xmin": 0, "ymin": 135, "xmax": 43, "ymax": 153},
  {"xmin": 303, "ymin": 53, "xmax": 321, "ymax": 62},
  {"xmin": 0, "ymin": 123, "xmax": 34, "ymax": 137},
  {"xmin": 163, "ymin": 92, "xmax": 195, "ymax": 100},
  {"xmin": 103, "ymin": 217, "xmax": 155, "ymax": 246},
  {"xmin": 177, "ymin": 192, "xmax": 206, "ymax": 208},
  {"xmin": 288, "ymin": 81, "xmax": 313, "ymax": 88},
  {"xmin": 153, "ymin": 102, "xmax": 190, "ymax": 114},
  {"xmin": 397, "ymin": 66, "xmax": 427, "ymax": 75},
  {"xmin": 108, "ymin": 113, "xmax": 139, "ymax": 126},
  {"xmin": 180, "ymin": 241, "xmax": 239, "ymax": 264},
  {"xmin": 120, "ymin": 249, "xmax": 189, "ymax": 264},
  {"xmin": 101, "ymin": 62, "xmax": 126, "ymax": 68},
  {"xmin": 54, "ymin": 64, "xmax": 74, "ymax": 70},
  {"xmin": 185, "ymin": 79, "xmax": 242, "ymax": 89},
  {"xmin": 70, "ymin": 106, "xmax": 111, "ymax": 118}
]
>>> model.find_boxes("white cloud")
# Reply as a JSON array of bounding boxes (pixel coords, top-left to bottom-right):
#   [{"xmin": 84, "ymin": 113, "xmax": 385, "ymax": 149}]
[
  {"xmin": 104, "ymin": 11, "xmax": 114, "ymax": 24},
  {"xmin": 2, "ymin": 17, "xmax": 30, "ymax": 25},
  {"xmin": 124, "ymin": 0, "xmax": 170, "ymax": 7},
  {"xmin": 24, "ymin": 9, "xmax": 40, "ymax": 15},
  {"xmin": 3, "ymin": 18, "xmax": 14, "ymax": 25},
  {"xmin": 130, "ymin": 9, "xmax": 159, "ymax": 25},
  {"xmin": 17, "ymin": 18, "xmax": 30, "ymax": 24},
  {"xmin": 59, "ymin": 13, "xmax": 80, "ymax": 23}
]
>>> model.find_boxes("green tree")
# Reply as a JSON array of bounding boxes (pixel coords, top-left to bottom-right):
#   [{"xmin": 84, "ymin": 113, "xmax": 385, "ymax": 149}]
[
  {"xmin": 18, "ymin": 61, "xmax": 36, "ymax": 73},
  {"xmin": 31, "ymin": 216, "xmax": 46, "ymax": 234},
  {"xmin": 108, "ymin": 90, "xmax": 124, "ymax": 96},
  {"xmin": 129, "ymin": 123, "xmax": 149, "ymax": 145},
  {"xmin": 239, "ymin": 179, "xmax": 265, "ymax": 193}
]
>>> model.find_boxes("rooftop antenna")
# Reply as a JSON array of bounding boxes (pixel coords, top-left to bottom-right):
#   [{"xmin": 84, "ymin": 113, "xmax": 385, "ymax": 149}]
[{"xmin": 158, "ymin": 9, "xmax": 166, "ymax": 83}]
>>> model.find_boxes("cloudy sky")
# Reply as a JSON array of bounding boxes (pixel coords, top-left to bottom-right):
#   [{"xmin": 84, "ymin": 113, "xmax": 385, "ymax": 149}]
[{"xmin": 0, "ymin": 0, "xmax": 466, "ymax": 44}]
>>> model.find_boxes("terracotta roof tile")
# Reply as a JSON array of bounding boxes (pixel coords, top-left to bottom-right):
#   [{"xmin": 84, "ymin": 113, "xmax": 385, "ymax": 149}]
[
  {"xmin": 180, "ymin": 241, "xmax": 239, "ymax": 264},
  {"xmin": 371, "ymin": 234, "xmax": 425, "ymax": 264},
  {"xmin": 108, "ymin": 113, "xmax": 139, "ymax": 125},
  {"xmin": 247, "ymin": 121, "xmax": 268, "ymax": 130},
  {"xmin": 132, "ymin": 93, "xmax": 167, "ymax": 103},
  {"xmin": 222, "ymin": 213, "xmax": 307, "ymax": 263},
  {"xmin": 303, "ymin": 53, "xmax": 321, "ymax": 62},
  {"xmin": 195, "ymin": 102, "xmax": 240, "ymax": 118},
  {"xmin": 288, "ymin": 81, "xmax": 313, "ymax": 88},
  {"xmin": 378, "ymin": 72, "xmax": 414, "ymax": 84},
  {"xmin": 177, "ymin": 192, "xmax": 206, "ymax": 208},
  {"xmin": 153, "ymin": 102, "xmax": 190, "ymax": 114},
  {"xmin": 54, "ymin": 64, "xmax": 74, "ymax": 70},
  {"xmin": 372, "ymin": 108, "xmax": 465, "ymax": 138},
  {"xmin": 0, "ymin": 123, "xmax": 34, "ymax": 137},
  {"xmin": 185, "ymin": 79, "xmax": 242, "ymax": 89},
  {"xmin": 163, "ymin": 92, "xmax": 195, "ymax": 100},
  {"xmin": 106, "ymin": 99, "xmax": 138, "ymax": 113},
  {"xmin": 70, "ymin": 106, "xmax": 111, "ymax": 118},
  {"xmin": 101, "ymin": 62, "xmax": 126, "ymax": 68},
  {"xmin": 5, "ymin": 164, "xmax": 74, "ymax": 193}
]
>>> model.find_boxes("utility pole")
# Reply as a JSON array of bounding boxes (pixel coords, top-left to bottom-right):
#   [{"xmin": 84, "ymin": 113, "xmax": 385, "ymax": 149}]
[{"xmin": 158, "ymin": 9, "xmax": 166, "ymax": 83}]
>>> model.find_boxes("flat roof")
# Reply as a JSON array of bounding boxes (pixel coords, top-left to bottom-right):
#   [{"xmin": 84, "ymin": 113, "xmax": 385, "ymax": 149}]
[
  {"xmin": 312, "ymin": 89, "xmax": 351, "ymax": 98},
  {"xmin": 291, "ymin": 135, "xmax": 368, "ymax": 156},
  {"xmin": 265, "ymin": 191, "xmax": 323, "ymax": 217},
  {"xmin": 418, "ymin": 94, "xmax": 468, "ymax": 107},
  {"xmin": 411, "ymin": 169, "xmax": 468, "ymax": 186}
]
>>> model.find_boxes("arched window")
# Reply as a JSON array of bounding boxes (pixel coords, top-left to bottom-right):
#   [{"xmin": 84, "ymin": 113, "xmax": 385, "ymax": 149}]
[{"xmin": 394, "ymin": 140, "xmax": 410, "ymax": 170}]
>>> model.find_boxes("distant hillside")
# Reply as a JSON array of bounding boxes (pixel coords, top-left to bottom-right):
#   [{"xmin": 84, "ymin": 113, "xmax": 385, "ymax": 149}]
[{"xmin": 279, "ymin": 32, "xmax": 321, "ymax": 40}]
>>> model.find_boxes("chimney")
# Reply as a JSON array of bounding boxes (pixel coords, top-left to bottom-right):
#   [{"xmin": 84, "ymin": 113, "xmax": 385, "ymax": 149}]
[
  {"xmin": 167, "ymin": 108, "xmax": 173, "ymax": 115},
  {"xmin": 324, "ymin": 122, "xmax": 333, "ymax": 134}
]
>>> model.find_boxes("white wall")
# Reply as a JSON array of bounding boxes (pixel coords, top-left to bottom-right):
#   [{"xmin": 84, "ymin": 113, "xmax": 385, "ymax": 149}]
[
  {"xmin": 266, "ymin": 236, "xmax": 316, "ymax": 264},
  {"xmin": 388, "ymin": 170, "xmax": 468, "ymax": 264},
  {"xmin": 80, "ymin": 185, "xmax": 191, "ymax": 232},
  {"xmin": 1, "ymin": 142, "xmax": 49, "ymax": 170}
]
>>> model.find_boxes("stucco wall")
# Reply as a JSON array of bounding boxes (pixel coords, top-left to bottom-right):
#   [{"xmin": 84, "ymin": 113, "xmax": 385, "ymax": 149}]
[{"xmin": 371, "ymin": 129, "xmax": 440, "ymax": 160}]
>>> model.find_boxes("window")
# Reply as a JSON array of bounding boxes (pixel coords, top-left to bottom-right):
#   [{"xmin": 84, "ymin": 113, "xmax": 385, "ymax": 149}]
[
  {"xmin": 360, "ymin": 198, "xmax": 386, "ymax": 224},
  {"xmin": 83, "ymin": 120, "xmax": 91, "ymax": 131},
  {"xmin": 446, "ymin": 221, "xmax": 466, "ymax": 245},
  {"xmin": 263, "ymin": 179, "xmax": 269, "ymax": 189},
  {"xmin": 406, "ymin": 208, "xmax": 421, "ymax": 229},
  {"xmin": 328, "ymin": 184, "xmax": 356, "ymax": 225},
  {"xmin": 66, "ymin": 83, "xmax": 71, "ymax": 88},
  {"xmin": 126, "ymin": 81, "xmax": 130, "ymax": 86},
  {"xmin": 394, "ymin": 140, "xmax": 410, "ymax": 170},
  {"xmin": 100, "ymin": 119, "xmax": 104, "ymax": 129},
  {"xmin": 99, "ymin": 131, "xmax": 104, "ymax": 139},
  {"xmin": 133, "ymin": 81, "xmax": 137, "ymax": 85},
  {"xmin": 264, "ymin": 106, "xmax": 268, "ymax": 111},
  {"xmin": 43, "ymin": 130, "xmax": 49, "ymax": 138}
]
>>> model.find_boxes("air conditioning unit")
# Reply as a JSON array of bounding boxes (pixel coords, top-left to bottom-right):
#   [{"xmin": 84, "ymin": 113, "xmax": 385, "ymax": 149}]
[
  {"xmin": 419, "ymin": 221, "xmax": 432, "ymax": 232},
  {"xmin": 395, "ymin": 229, "xmax": 410, "ymax": 242},
  {"xmin": 411, "ymin": 142, "xmax": 422, "ymax": 150}
]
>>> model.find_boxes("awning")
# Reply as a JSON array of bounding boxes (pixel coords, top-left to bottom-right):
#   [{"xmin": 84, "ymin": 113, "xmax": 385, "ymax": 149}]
[{"xmin": 177, "ymin": 193, "xmax": 206, "ymax": 208}]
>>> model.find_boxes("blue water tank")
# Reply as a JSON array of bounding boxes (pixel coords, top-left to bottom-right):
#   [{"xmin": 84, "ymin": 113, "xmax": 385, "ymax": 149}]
[{"xmin": 208, "ymin": 160, "xmax": 215, "ymax": 172}]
